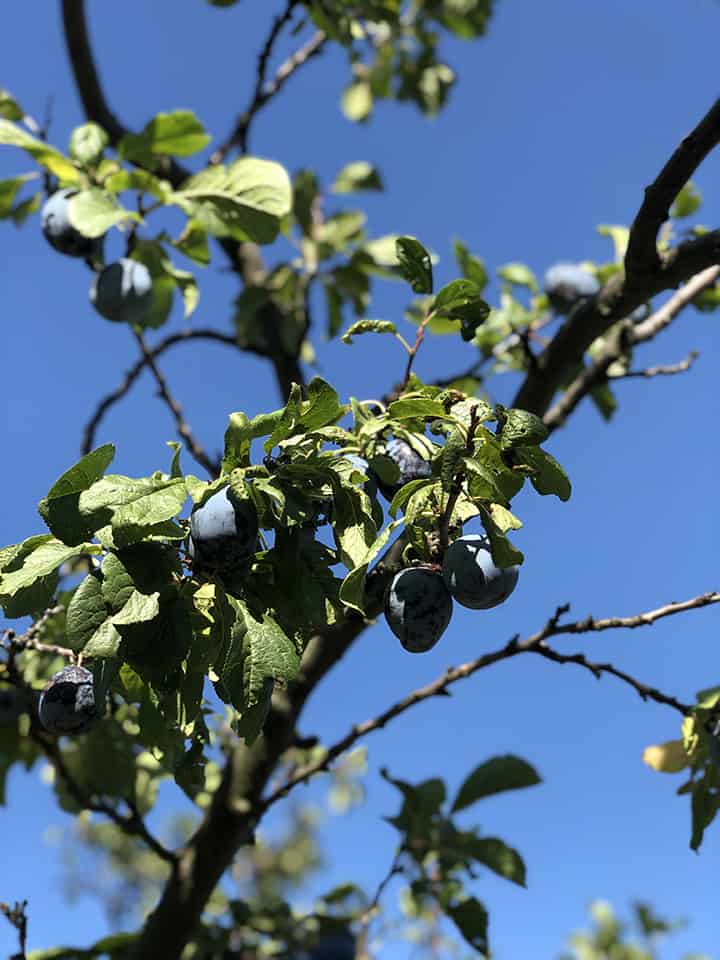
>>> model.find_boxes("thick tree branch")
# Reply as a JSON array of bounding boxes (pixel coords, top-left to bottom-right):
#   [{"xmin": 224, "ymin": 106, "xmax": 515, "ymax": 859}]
[
  {"xmin": 543, "ymin": 265, "xmax": 719, "ymax": 430},
  {"xmin": 81, "ymin": 329, "xmax": 238, "ymax": 455},
  {"xmin": 625, "ymin": 98, "xmax": 720, "ymax": 281},
  {"xmin": 513, "ymin": 228, "xmax": 720, "ymax": 418},
  {"xmin": 132, "ymin": 330, "xmax": 219, "ymax": 477},
  {"xmin": 513, "ymin": 99, "xmax": 720, "ymax": 418},
  {"xmin": 131, "ymin": 537, "xmax": 406, "ymax": 960},
  {"xmin": 212, "ymin": 2, "xmax": 327, "ymax": 162}
]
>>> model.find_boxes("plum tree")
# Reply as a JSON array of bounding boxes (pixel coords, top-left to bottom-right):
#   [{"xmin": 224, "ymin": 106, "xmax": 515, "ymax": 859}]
[
  {"xmin": 2, "ymin": 5, "xmax": 720, "ymax": 960},
  {"xmin": 37, "ymin": 665, "xmax": 97, "ymax": 735},
  {"xmin": 40, "ymin": 188, "xmax": 100, "ymax": 259},
  {"xmin": 442, "ymin": 534, "xmax": 519, "ymax": 610},
  {"xmin": 543, "ymin": 262, "xmax": 600, "ymax": 314},
  {"xmin": 89, "ymin": 258, "xmax": 153, "ymax": 324},
  {"xmin": 384, "ymin": 566, "xmax": 453, "ymax": 653},
  {"xmin": 189, "ymin": 485, "xmax": 259, "ymax": 571}
]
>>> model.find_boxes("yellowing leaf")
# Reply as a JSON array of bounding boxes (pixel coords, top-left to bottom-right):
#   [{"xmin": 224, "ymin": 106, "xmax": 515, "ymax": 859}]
[{"xmin": 642, "ymin": 740, "xmax": 689, "ymax": 774}]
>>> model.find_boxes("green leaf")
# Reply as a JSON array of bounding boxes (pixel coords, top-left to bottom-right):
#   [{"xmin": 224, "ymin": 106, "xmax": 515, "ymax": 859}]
[
  {"xmin": 514, "ymin": 445, "xmax": 571, "ymax": 501},
  {"xmin": 432, "ymin": 279, "xmax": 490, "ymax": 341},
  {"xmin": 0, "ymin": 174, "xmax": 36, "ymax": 219},
  {"xmin": 170, "ymin": 156, "xmax": 292, "ymax": 244},
  {"xmin": 478, "ymin": 506, "xmax": 523, "ymax": 568},
  {"xmin": 332, "ymin": 161, "xmax": 383, "ymax": 193},
  {"xmin": 497, "ymin": 406, "xmax": 549, "ymax": 449},
  {"xmin": 69, "ymin": 123, "xmax": 109, "ymax": 165},
  {"xmin": 120, "ymin": 110, "xmax": 211, "ymax": 160},
  {"xmin": 452, "ymin": 755, "xmax": 541, "ymax": 812},
  {"xmin": 38, "ymin": 444, "xmax": 116, "ymax": 545},
  {"xmin": 0, "ymin": 89, "xmax": 23, "ymax": 122},
  {"xmin": 65, "ymin": 572, "xmax": 107, "ymax": 652},
  {"xmin": 598, "ymin": 224, "xmax": 630, "ymax": 262},
  {"xmin": 445, "ymin": 897, "xmax": 489, "ymax": 955},
  {"xmin": 453, "ymin": 238, "xmax": 488, "ymax": 292},
  {"xmin": 590, "ymin": 382, "xmax": 617, "ymax": 421},
  {"xmin": 78, "ymin": 475, "xmax": 187, "ymax": 548},
  {"xmin": 0, "ymin": 119, "xmax": 80, "ymax": 182},
  {"xmin": 339, "ymin": 518, "xmax": 403, "ymax": 614},
  {"xmin": 341, "ymin": 81, "xmax": 373, "ymax": 122},
  {"xmin": 460, "ymin": 834, "xmax": 527, "ymax": 887},
  {"xmin": 172, "ymin": 219, "xmax": 210, "ymax": 265},
  {"xmin": 382, "ymin": 768, "xmax": 447, "ymax": 836},
  {"xmin": 69, "ymin": 189, "xmax": 141, "ymax": 238},
  {"xmin": 497, "ymin": 262, "xmax": 537, "ymax": 291},
  {"xmin": 0, "ymin": 539, "xmax": 97, "ymax": 610},
  {"xmin": 217, "ymin": 598, "xmax": 300, "ymax": 744},
  {"xmin": 388, "ymin": 397, "xmax": 446, "ymax": 420},
  {"xmin": 341, "ymin": 318, "xmax": 397, "ymax": 343},
  {"xmin": 672, "ymin": 180, "xmax": 702, "ymax": 219},
  {"xmin": 396, "ymin": 236, "xmax": 433, "ymax": 294}
]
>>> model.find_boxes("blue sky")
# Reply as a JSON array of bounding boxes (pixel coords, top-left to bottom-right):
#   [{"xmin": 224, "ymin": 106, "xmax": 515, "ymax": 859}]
[{"xmin": 2, "ymin": 1, "xmax": 720, "ymax": 956}]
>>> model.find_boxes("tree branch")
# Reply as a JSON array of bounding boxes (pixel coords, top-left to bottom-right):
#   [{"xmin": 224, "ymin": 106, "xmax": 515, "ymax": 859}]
[
  {"xmin": 625, "ymin": 98, "xmax": 720, "ymax": 281},
  {"xmin": 0, "ymin": 900, "xmax": 28, "ymax": 960},
  {"xmin": 528, "ymin": 645, "xmax": 691, "ymax": 714},
  {"xmin": 36, "ymin": 733, "xmax": 177, "ymax": 864},
  {"xmin": 260, "ymin": 593, "xmax": 716, "ymax": 809},
  {"xmin": 513, "ymin": 96, "xmax": 720, "ymax": 420},
  {"xmin": 131, "ymin": 330, "xmax": 220, "ymax": 477},
  {"xmin": 61, "ymin": 0, "xmax": 306, "ymax": 406},
  {"xmin": 60, "ymin": 0, "xmax": 189, "ymax": 189},
  {"xmin": 81, "ymin": 329, "xmax": 238, "ymax": 455},
  {"xmin": 212, "ymin": 2, "xmax": 327, "ymax": 161},
  {"xmin": 616, "ymin": 350, "xmax": 698, "ymax": 380},
  {"xmin": 543, "ymin": 265, "xmax": 719, "ymax": 430},
  {"xmin": 2, "ymin": 616, "xmax": 176, "ymax": 865}
]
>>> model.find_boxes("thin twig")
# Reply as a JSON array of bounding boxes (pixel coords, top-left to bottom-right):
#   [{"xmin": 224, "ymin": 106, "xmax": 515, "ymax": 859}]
[
  {"xmin": 616, "ymin": 351, "xmax": 698, "ymax": 380},
  {"xmin": 212, "ymin": 2, "xmax": 327, "ymax": 161},
  {"xmin": 356, "ymin": 849, "xmax": 404, "ymax": 959},
  {"xmin": 132, "ymin": 329, "xmax": 219, "ymax": 477},
  {"xmin": 401, "ymin": 310, "xmax": 436, "ymax": 389},
  {"xmin": 528, "ymin": 645, "xmax": 691, "ymax": 713},
  {"xmin": 1, "ymin": 619, "xmax": 177, "ymax": 865},
  {"xmin": 0, "ymin": 900, "xmax": 28, "ymax": 959},
  {"xmin": 260, "ymin": 592, "xmax": 718, "ymax": 810},
  {"xmin": 544, "ymin": 266, "xmax": 720, "ymax": 431},
  {"xmin": 37, "ymin": 733, "xmax": 177, "ymax": 864},
  {"xmin": 81, "ymin": 329, "xmax": 238, "ymax": 455}
]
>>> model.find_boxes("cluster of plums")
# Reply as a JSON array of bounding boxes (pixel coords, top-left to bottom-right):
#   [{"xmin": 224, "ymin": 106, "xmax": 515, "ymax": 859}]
[
  {"xmin": 384, "ymin": 536, "xmax": 519, "ymax": 654},
  {"xmin": 41, "ymin": 189, "xmax": 154, "ymax": 325}
]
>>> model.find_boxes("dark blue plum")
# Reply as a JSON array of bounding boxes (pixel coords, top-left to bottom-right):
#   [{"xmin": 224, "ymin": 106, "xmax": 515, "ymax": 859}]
[
  {"xmin": 375, "ymin": 438, "xmax": 432, "ymax": 501},
  {"xmin": 38, "ymin": 665, "xmax": 98, "ymax": 735},
  {"xmin": 41, "ymin": 189, "xmax": 102, "ymax": 259},
  {"xmin": 544, "ymin": 262, "xmax": 600, "ymax": 314},
  {"xmin": 384, "ymin": 566, "xmax": 453, "ymax": 653},
  {"xmin": 90, "ymin": 258, "xmax": 153, "ymax": 324},
  {"xmin": 189, "ymin": 486, "xmax": 259, "ymax": 571},
  {"xmin": 442, "ymin": 533, "xmax": 519, "ymax": 610}
]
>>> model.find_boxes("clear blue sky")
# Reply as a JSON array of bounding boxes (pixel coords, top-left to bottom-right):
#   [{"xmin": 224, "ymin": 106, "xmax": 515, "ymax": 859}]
[{"xmin": 2, "ymin": 1, "xmax": 720, "ymax": 957}]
